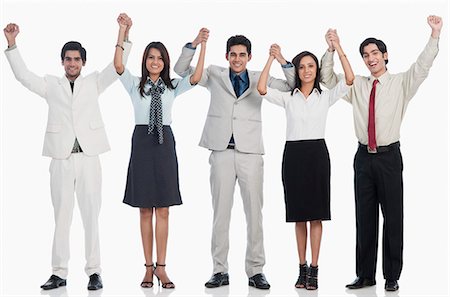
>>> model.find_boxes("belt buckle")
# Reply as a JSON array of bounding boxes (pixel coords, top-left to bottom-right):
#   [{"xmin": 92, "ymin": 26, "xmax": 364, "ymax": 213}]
[{"xmin": 367, "ymin": 146, "xmax": 377, "ymax": 154}]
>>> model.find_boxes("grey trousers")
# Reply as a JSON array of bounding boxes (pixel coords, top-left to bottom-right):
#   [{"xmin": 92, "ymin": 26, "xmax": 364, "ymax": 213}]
[{"xmin": 209, "ymin": 149, "xmax": 265, "ymax": 277}]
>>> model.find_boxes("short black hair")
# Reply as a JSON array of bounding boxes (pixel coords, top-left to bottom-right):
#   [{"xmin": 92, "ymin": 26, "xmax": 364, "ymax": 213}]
[
  {"xmin": 226, "ymin": 35, "xmax": 251, "ymax": 55},
  {"xmin": 61, "ymin": 41, "xmax": 87, "ymax": 62},
  {"xmin": 359, "ymin": 37, "xmax": 388, "ymax": 65}
]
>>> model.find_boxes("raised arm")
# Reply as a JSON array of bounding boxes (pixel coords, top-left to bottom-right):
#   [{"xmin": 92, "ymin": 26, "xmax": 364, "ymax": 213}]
[
  {"xmin": 266, "ymin": 43, "xmax": 296, "ymax": 91},
  {"xmin": 331, "ymin": 30, "xmax": 354, "ymax": 86},
  {"xmin": 257, "ymin": 53, "xmax": 275, "ymax": 95},
  {"xmin": 4, "ymin": 23, "xmax": 47, "ymax": 98},
  {"xmin": 189, "ymin": 28, "xmax": 208, "ymax": 84},
  {"xmin": 402, "ymin": 15, "xmax": 442, "ymax": 100},
  {"xmin": 114, "ymin": 13, "xmax": 129, "ymax": 75},
  {"xmin": 320, "ymin": 29, "xmax": 341, "ymax": 89}
]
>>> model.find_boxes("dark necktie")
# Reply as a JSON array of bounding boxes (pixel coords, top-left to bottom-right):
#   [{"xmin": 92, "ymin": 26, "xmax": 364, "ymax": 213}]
[
  {"xmin": 233, "ymin": 75, "xmax": 241, "ymax": 98},
  {"xmin": 70, "ymin": 81, "xmax": 74, "ymax": 92},
  {"xmin": 368, "ymin": 79, "xmax": 379, "ymax": 151},
  {"xmin": 146, "ymin": 79, "xmax": 165, "ymax": 144}
]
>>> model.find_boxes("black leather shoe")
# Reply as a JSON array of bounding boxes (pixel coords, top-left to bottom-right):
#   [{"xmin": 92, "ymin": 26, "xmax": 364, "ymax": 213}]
[
  {"xmin": 346, "ymin": 277, "xmax": 376, "ymax": 289},
  {"xmin": 87, "ymin": 273, "xmax": 103, "ymax": 290},
  {"xmin": 205, "ymin": 272, "xmax": 229, "ymax": 288},
  {"xmin": 249, "ymin": 273, "xmax": 270, "ymax": 290},
  {"xmin": 385, "ymin": 279, "xmax": 399, "ymax": 291},
  {"xmin": 40, "ymin": 275, "xmax": 67, "ymax": 290}
]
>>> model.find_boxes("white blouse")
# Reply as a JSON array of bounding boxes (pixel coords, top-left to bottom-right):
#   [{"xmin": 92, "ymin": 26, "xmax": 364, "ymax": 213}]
[{"xmin": 263, "ymin": 79, "xmax": 350, "ymax": 141}]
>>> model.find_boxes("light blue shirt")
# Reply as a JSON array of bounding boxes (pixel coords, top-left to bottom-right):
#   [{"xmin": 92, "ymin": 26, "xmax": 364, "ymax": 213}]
[{"xmin": 119, "ymin": 68, "xmax": 194, "ymax": 125}]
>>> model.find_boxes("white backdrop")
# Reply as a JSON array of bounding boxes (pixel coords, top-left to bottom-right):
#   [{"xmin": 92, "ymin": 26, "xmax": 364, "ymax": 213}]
[{"xmin": 1, "ymin": 0, "xmax": 448, "ymax": 296}]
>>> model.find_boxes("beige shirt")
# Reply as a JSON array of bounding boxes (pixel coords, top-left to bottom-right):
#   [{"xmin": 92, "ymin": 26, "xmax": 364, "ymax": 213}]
[{"xmin": 320, "ymin": 37, "xmax": 439, "ymax": 146}]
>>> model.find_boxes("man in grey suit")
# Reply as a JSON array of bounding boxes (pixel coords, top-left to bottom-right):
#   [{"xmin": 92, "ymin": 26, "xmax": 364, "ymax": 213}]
[{"xmin": 174, "ymin": 30, "xmax": 295, "ymax": 289}]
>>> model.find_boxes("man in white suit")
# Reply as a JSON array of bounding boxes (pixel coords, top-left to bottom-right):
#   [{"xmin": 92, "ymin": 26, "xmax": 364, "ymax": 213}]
[
  {"xmin": 3, "ymin": 16, "xmax": 131, "ymax": 291},
  {"xmin": 174, "ymin": 31, "xmax": 295, "ymax": 289}
]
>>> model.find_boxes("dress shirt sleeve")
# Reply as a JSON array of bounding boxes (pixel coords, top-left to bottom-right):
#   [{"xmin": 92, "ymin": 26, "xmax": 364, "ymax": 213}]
[
  {"xmin": 119, "ymin": 68, "xmax": 139, "ymax": 96},
  {"xmin": 173, "ymin": 75, "xmax": 195, "ymax": 97},
  {"xmin": 402, "ymin": 36, "xmax": 439, "ymax": 102},
  {"xmin": 327, "ymin": 79, "xmax": 350, "ymax": 106},
  {"xmin": 320, "ymin": 50, "xmax": 342, "ymax": 89},
  {"xmin": 97, "ymin": 41, "xmax": 132, "ymax": 94},
  {"xmin": 4, "ymin": 46, "xmax": 47, "ymax": 98},
  {"xmin": 173, "ymin": 45, "xmax": 209, "ymax": 87},
  {"xmin": 262, "ymin": 87, "xmax": 288, "ymax": 108},
  {"xmin": 266, "ymin": 65, "xmax": 296, "ymax": 92}
]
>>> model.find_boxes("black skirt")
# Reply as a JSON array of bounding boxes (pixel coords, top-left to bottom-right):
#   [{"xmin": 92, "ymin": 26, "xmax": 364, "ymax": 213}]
[
  {"xmin": 123, "ymin": 125, "xmax": 182, "ymax": 208},
  {"xmin": 282, "ymin": 139, "xmax": 330, "ymax": 222}
]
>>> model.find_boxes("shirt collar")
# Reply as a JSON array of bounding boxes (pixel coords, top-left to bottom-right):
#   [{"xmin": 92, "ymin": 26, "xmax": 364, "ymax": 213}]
[
  {"xmin": 229, "ymin": 69, "xmax": 249, "ymax": 83},
  {"xmin": 292, "ymin": 87, "xmax": 320, "ymax": 96},
  {"xmin": 370, "ymin": 70, "xmax": 390, "ymax": 85}
]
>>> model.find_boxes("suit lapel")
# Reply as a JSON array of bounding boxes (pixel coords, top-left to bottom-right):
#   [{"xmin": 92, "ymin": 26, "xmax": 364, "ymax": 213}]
[
  {"xmin": 220, "ymin": 69, "xmax": 237, "ymax": 98},
  {"xmin": 72, "ymin": 75, "xmax": 84, "ymax": 100},
  {"xmin": 59, "ymin": 76, "xmax": 72, "ymax": 99},
  {"xmin": 236, "ymin": 71, "xmax": 255, "ymax": 102}
]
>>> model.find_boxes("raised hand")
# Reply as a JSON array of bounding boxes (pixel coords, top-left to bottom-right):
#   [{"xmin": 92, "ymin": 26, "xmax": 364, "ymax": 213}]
[
  {"xmin": 269, "ymin": 43, "xmax": 287, "ymax": 64},
  {"xmin": 427, "ymin": 15, "xmax": 442, "ymax": 38},
  {"xmin": 117, "ymin": 13, "xmax": 129, "ymax": 29},
  {"xmin": 192, "ymin": 28, "xmax": 209, "ymax": 48},
  {"xmin": 3, "ymin": 23, "xmax": 19, "ymax": 46},
  {"xmin": 325, "ymin": 29, "xmax": 339, "ymax": 51}
]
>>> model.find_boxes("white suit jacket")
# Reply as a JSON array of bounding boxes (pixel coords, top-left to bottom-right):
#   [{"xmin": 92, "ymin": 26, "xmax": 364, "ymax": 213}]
[
  {"xmin": 174, "ymin": 46, "xmax": 296, "ymax": 154},
  {"xmin": 4, "ymin": 42, "xmax": 131, "ymax": 159}
]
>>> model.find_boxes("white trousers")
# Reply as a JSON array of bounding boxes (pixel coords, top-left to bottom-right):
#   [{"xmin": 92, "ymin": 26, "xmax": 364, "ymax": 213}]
[
  {"xmin": 49, "ymin": 153, "xmax": 102, "ymax": 278},
  {"xmin": 209, "ymin": 149, "xmax": 265, "ymax": 277}
]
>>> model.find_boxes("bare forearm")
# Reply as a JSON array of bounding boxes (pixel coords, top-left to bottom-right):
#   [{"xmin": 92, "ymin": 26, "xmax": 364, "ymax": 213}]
[
  {"xmin": 114, "ymin": 27, "xmax": 126, "ymax": 74},
  {"xmin": 257, "ymin": 56, "xmax": 274, "ymax": 95},
  {"xmin": 190, "ymin": 42, "xmax": 206, "ymax": 84},
  {"xmin": 334, "ymin": 44, "xmax": 354, "ymax": 85}
]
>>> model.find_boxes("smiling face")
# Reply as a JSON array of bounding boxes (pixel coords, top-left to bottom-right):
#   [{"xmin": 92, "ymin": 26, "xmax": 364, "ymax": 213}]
[
  {"xmin": 226, "ymin": 45, "xmax": 251, "ymax": 75},
  {"xmin": 146, "ymin": 47, "xmax": 164, "ymax": 80},
  {"xmin": 362, "ymin": 43, "xmax": 388, "ymax": 77},
  {"xmin": 297, "ymin": 55, "xmax": 317, "ymax": 84},
  {"xmin": 62, "ymin": 50, "xmax": 84, "ymax": 80}
]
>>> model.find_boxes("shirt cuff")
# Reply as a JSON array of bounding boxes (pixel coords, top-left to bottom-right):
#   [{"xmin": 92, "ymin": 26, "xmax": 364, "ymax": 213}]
[
  {"xmin": 185, "ymin": 42, "xmax": 196, "ymax": 50},
  {"xmin": 5, "ymin": 44, "xmax": 17, "ymax": 51},
  {"xmin": 281, "ymin": 61, "xmax": 293, "ymax": 68}
]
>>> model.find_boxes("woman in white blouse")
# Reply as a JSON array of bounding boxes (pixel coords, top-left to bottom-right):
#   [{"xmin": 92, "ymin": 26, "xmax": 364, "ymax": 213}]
[
  {"xmin": 114, "ymin": 14, "xmax": 207, "ymax": 289},
  {"xmin": 257, "ymin": 34, "xmax": 354, "ymax": 290}
]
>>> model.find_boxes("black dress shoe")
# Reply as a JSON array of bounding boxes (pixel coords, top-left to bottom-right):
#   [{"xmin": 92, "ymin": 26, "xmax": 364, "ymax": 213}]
[
  {"xmin": 346, "ymin": 277, "xmax": 376, "ymax": 289},
  {"xmin": 249, "ymin": 273, "xmax": 270, "ymax": 290},
  {"xmin": 205, "ymin": 272, "xmax": 229, "ymax": 288},
  {"xmin": 385, "ymin": 279, "xmax": 399, "ymax": 291},
  {"xmin": 87, "ymin": 273, "xmax": 103, "ymax": 290},
  {"xmin": 40, "ymin": 275, "xmax": 67, "ymax": 290}
]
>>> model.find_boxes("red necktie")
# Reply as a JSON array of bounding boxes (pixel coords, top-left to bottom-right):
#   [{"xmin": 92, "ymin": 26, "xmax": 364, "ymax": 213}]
[{"xmin": 368, "ymin": 79, "xmax": 379, "ymax": 151}]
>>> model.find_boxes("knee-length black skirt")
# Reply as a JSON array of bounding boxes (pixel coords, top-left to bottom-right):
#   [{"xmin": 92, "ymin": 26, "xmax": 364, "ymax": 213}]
[
  {"xmin": 123, "ymin": 125, "xmax": 182, "ymax": 208},
  {"xmin": 282, "ymin": 139, "xmax": 330, "ymax": 222}
]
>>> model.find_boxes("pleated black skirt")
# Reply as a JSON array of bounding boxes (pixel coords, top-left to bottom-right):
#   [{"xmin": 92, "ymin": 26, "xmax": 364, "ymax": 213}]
[
  {"xmin": 123, "ymin": 125, "xmax": 182, "ymax": 208},
  {"xmin": 282, "ymin": 139, "xmax": 330, "ymax": 222}
]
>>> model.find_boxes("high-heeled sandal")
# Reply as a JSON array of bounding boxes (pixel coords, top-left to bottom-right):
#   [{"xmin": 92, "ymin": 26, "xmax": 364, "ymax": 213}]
[
  {"xmin": 295, "ymin": 262, "xmax": 308, "ymax": 288},
  {"xmin": 306, "ymin": 265, "xmax": 318, "ymax": 290},
  {"xmin": 140, "ymin": 263, "xmax": 154, "ymax": 288},
  {"xmin": 153, "ymin": 263, "xmax": 175, "ymax": 289}
]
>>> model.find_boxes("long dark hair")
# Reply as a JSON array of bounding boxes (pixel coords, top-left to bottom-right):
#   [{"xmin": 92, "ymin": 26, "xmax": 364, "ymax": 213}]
[
  {"xmin": 291, "ymin": 51, "xmax": 322, "ymax": 95},
  {"xmin": 139, "ymin": 42, "xmax": 174, "ymax": 97}
]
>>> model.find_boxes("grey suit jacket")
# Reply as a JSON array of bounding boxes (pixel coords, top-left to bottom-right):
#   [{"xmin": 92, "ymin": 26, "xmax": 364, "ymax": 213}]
[{"xmin": 174, "ymin": 46, "xmax": 295, "ymax": 154}]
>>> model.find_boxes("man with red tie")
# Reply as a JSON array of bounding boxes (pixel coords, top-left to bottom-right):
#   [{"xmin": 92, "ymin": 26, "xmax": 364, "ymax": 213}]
[{"xmin": 319, "ymin": 15, "xmax": 442, "ymax": 292}]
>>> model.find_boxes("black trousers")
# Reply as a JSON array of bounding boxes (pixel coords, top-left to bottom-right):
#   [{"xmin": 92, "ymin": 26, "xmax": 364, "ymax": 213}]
[{"xmin": 353, "ymin": 142, "xmax": 403, "ymax": 281}]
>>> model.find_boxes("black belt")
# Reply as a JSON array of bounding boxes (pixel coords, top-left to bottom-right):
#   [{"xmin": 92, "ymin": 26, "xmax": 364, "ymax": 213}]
[
  {"xmin": 359, "ymin": 141, "xmax": 399, "ymax": 154},
  {"xmin": 227, "ymin": 144, "xmax": 235, "ymax": 149}
]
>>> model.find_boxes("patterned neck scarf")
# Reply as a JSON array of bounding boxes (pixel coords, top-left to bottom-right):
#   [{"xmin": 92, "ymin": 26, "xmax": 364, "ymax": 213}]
[{"xmin": 145, "ymin": 78, "xmax": 166, "ymax": 144}]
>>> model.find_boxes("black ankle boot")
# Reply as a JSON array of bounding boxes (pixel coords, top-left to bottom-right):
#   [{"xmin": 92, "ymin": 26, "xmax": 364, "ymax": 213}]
[
  {"xmin": 306, "ymin": 265, "xmax": 318, "ymax": 290},
  {"xmin": 295, "ymin": 262, "xmax": 308, "ymax": 288}
]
